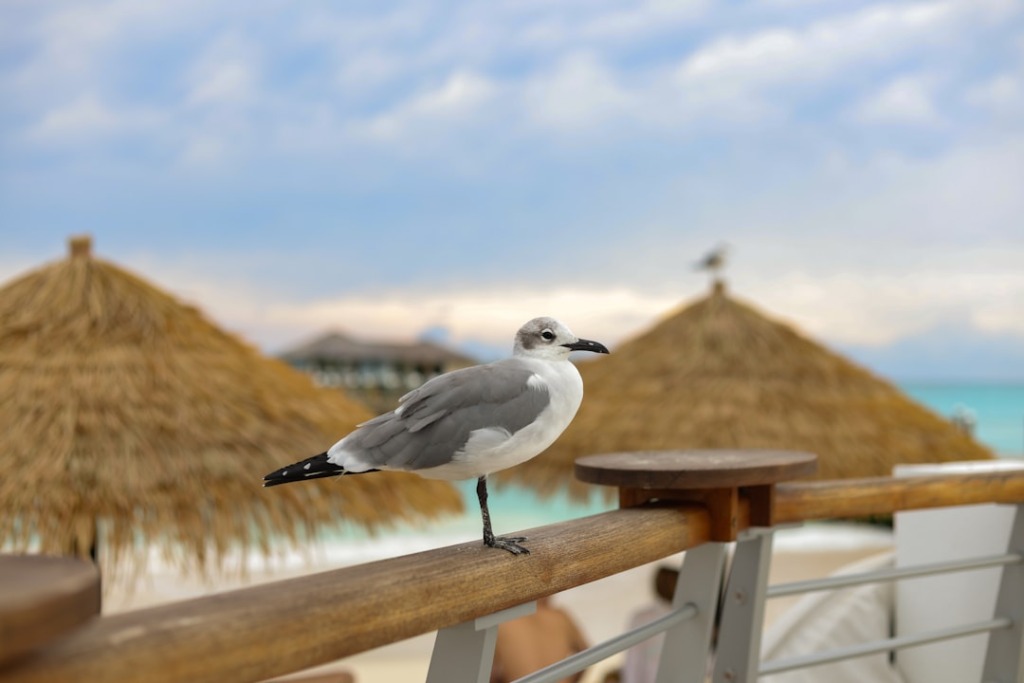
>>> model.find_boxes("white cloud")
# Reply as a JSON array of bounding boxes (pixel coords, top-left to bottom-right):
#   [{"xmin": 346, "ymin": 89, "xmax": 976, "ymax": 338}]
[
  {"xmin": 521, "ymin": 53, "xmax": 637, "ymax": 131},
  {"xmin": 678, "ymin": 1, "xmax": 958, "ymax": 91},
  {"xmin": 184, "ymin": 33, "xmax": 262, "ymax": 109},
  {"xmin": 336, "ymin": 51, "xmax": 407, "ymax": 89},
  {"xmin": 657, "ymin": 0, "xmax": 1018, "ymax": 129},
  {"xmin": 352, "ymin": 70, "xmax": 498, "ymax": 141},
  {"xmin": 8, "ymin": 0, "xmax": 1015, "ymax": 159},
  {"xmin": 163, "ymin": 33, "xmax": 270, "ymax": 167},
  {"xmin": 187, "ymin": 62, "xmax": 257, "ymax": 108},
  {"xmin": 752, "ymin": 268, "xmax": 1024, "ymax": 347},
  {"xmin": 31, "ymin": 95, "xmax": 119, "ymax": 137},
  {"xmin": 406, "ymin": 71, "xmax": 496, "ymax": 116},
  {"xmin": 294, "ymin": 4, "xmax": 431, "ymax": 52},
  {"xmin": 973, "ymin": 294, "xmax": 1024, "ymax": 336},
  {"xmin": 852, "ymin": 74, "xmax": 942, "ymax": 125},
  {"xmin": 179, "ymin": 136, "xmax": 230, "ymax": 166},
  {"xmin": 3, "ymin": 239, "xmax": 1021, "ymax": 362},
  {"xmin": 51, "ymin": 250, "xmax": 1022, "ymax": 359},
  {"xmin": 6, "ymin": 0, "xmax": 211, "ymax": 101},
  {"xmin": 27, "ymin": 94, "xmax": 164, "ymax": 142},
  {"xmin": 150, "ymin": 134, "xmax": 1024, "ymax": 353},
  {"xmin": 572, "ymin": 136, "xmax": 1024, "ymax": 347},
  {"xmin": 4, "ymin": 0, "xmax": 1023, "ymax": 381},
  {"xmin": 761, "ymin": 139, "xmax": 1024, "ymax": 342},
  {"xmin": 507, "ymin": 0, "xmax": 708, "ymax": 49},
  {"xmin": 965, "ymin": 73, "xmax": 1024, "ymax": 116},
  {"xmin": 69, "ymin": 251, "xmax": 678, "ymax": 352},
  {"xmin": 576, "ymin": 0, "xmax": 708, "ymax": 42},
  {"xmin": 260, "ymin": 286, "xmax": 680, "ymax": 353}
]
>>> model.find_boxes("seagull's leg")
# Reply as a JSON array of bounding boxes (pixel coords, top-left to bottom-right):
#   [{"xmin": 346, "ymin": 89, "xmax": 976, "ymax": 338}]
[{"xmin": 476, "ymin": 475, "xmax": 529, "ymax": 555}]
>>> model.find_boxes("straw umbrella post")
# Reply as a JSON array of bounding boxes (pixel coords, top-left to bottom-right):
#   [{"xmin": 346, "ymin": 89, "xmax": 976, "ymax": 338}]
[
  {"xmin": 503, "ymin": 281, "xmax": 994, "ymax": 501},
  {"xmin": 0, "ymin": 236, "xmax": 463, "ymax": 580}
]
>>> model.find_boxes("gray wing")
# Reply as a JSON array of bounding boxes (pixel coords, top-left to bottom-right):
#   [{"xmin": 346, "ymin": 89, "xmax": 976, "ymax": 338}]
[{"xmin": 342, "ymin": 360, "xmax": 550, "ymax": 471}]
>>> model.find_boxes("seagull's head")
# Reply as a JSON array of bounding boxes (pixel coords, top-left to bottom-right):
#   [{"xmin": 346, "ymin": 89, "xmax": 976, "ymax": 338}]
[{"xmin": 513, "ymin": 317, "xmax": 610, "ymax": 360}]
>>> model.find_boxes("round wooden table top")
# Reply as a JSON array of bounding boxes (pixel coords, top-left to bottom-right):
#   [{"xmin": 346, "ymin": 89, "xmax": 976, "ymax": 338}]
[
  {"xmin": 0, "ymin": 555, "xmax": 100, "ymax": 668},
  {"xmin": 575, "ymin": 449, "xmax": 818, "ymax": 490}
]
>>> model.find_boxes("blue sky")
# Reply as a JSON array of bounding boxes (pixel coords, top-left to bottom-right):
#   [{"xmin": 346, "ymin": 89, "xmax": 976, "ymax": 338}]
[{"xmin": 2, "ymin": 0, "xmax": 1023, "ymax": 380}]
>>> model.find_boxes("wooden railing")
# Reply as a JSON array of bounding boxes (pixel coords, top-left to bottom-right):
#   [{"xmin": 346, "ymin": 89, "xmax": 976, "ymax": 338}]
[
  {"xmin": 774, "ymin": 473, "xmax": 1024, "ymax": 522},
  {"xmin": 0, "ymin": 506, "xmax": 710, "ymax": 683},
  {"xmin": 3, "ymin": 452, "xmax": 1024, "ymax": 683}
]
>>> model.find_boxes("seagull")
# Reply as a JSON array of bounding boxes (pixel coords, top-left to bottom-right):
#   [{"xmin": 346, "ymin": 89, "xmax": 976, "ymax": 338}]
[
  {"xmin": 695, "ymin": 243, "xmax": 729, "ymax": 275},
  {"xmin": 264, "ymin": 317, "xmax": 609, "ymax": 555}
]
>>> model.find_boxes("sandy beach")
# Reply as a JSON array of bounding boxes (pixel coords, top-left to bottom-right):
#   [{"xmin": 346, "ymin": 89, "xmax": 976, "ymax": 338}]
[{"xmin": 102, "ymin": 523, "xmax": 893, "ymax": 683}]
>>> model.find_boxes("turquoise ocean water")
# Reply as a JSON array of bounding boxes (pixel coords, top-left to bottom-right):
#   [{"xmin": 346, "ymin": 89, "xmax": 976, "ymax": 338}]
[
  {"xmin": 902, "ymin": 383, "xmax": 1024, "ymax": 458},
  {"xmin": 319, "ymin": 383, "xmax": 1024, "ymax": 549}
]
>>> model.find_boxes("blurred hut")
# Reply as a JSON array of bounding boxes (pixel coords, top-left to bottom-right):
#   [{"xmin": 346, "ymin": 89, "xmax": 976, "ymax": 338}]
[
  {"xmin": 281, "ymin": 330, "xmax": 475, "ymax": 414},
  {"xmin": 0, "ymin": 236, "xmax": 462, "ymax": 580},
  {"xmin": 503, "ymin": 282, "xmax": 994, "ymax": 501}
]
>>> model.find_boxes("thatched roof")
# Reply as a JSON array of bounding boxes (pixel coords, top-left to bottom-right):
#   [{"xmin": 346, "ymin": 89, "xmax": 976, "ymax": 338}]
[
  {"xmin": 503, "ymin": 282, "xmax": 994, "ymax": 500},
  {"xmin": 0, "ymin": 236, "xmax": 462, "ymax": 579},
  {"xmin": 281, "ymin": 331, "xmax": 476, "ymax": 367}
]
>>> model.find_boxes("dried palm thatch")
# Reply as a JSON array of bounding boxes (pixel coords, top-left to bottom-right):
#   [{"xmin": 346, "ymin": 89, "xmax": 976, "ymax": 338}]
[
  {"xmin": 502, "ymin": 282, "xmax": 993, "ymax": 501},
  {"xmin": 0, "ymin": 236, "xmax": 463, "ymax": 580}
]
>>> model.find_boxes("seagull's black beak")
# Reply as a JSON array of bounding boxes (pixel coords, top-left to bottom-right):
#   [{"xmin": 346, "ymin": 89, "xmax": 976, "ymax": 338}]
[{"xmin": 563, "ymin": 338, "xmax": 610, "ymax": 354}]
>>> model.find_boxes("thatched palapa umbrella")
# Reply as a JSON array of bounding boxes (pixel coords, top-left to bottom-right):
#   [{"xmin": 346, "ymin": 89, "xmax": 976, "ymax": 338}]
[
  {"xmin": 0, "ymin": 236, "xmax": 462, "ymax": 578},
  {"xmin": 504, "ymin": 282, "xmax": 993, "ymax": 500}
]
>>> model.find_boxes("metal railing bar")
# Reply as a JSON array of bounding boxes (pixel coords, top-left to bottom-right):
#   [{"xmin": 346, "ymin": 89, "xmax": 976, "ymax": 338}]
[
  {"xmin": 759, "ymin": 617, "xmax": 1013, "ymax": 676},
  {"xmin": 767, "ymin": 553, "xmax": 1023, "ymax": 598},
  {"xmin": 512, "ymin": 603, "xmax": 699, "ymax": 683}
]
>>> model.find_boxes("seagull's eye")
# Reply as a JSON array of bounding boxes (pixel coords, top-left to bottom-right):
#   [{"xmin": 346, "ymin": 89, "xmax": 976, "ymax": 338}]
[{"xmin": 540, "ymin": 329, "xmax": 555, "ymax": 341}]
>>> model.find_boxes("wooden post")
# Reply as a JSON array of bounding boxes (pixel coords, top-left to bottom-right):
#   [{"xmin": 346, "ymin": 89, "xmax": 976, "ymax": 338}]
[
  {"xmin": 577, "ymin": 450, "xmax": 815, "ymax": 680},
  {"xmin": 576, "ymin": 450, "xmax": 817, "ymax": 541}
]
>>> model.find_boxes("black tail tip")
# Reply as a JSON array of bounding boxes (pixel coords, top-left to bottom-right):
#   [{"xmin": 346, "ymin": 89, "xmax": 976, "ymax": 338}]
[{"xmin": 263, "ymin": 452, "xmax": 344, "ymax": 487}]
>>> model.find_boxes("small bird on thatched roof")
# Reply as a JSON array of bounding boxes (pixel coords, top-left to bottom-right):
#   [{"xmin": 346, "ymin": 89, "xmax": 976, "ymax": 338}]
[
  {"xmin": 695, "ymin": 243, "xmax": 729, "ymax": 276},
  {"xmin": 265, "ymin": 317, "xmax": 609, "ymax": 555}
]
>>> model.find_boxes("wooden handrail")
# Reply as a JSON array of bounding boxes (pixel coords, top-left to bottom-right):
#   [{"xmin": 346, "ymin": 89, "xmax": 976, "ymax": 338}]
[
  {"xmin": 6, "ymin": 468, "xmax": 1024, "ymax": 683},
  {"xmin": 774, "ymin": 471, "xmax": 1024, "ymax": 524},
  {"xmin": 2, "ymin": 506, "xmax": 711, "ymax": 683}
]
